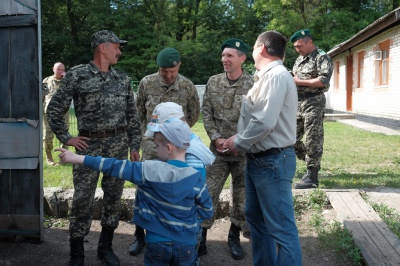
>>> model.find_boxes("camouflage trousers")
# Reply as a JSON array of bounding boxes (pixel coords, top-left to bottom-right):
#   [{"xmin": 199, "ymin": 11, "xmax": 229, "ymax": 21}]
[
  {"xmin": 69, "ymin": 132, "xmax": 129, "ymax": 239},
  {"xmin": 294, "ymin": 93, "xmax": 326, "ymax": 168},
  {"xmin": 43, "ymin": 113, "xmax": 69, "ymax": 154},
  {"xmin": 202, "ymin": 153, "xmax": 247, "ymax": 229}
]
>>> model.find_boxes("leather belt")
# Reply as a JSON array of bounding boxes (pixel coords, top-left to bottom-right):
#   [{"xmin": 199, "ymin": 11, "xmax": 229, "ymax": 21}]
[
  {"xmin": 79, "ymin": 126, "xmax": 126, "ymax": 138},
  {"xmin": 246, "ymin": 146, "xmax": 292, "ymax": 160}
]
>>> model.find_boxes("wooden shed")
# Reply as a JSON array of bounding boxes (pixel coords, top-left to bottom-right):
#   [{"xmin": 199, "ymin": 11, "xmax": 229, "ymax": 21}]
[{"xmin": 0, "ymin": 0, "xmax": 43, "ymax": 241}]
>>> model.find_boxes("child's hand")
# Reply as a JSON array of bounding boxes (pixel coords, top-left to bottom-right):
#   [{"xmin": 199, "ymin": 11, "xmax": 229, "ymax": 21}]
[{"xmin": 55, "ymin": 148, "xmax": 85, "ymax": 165}]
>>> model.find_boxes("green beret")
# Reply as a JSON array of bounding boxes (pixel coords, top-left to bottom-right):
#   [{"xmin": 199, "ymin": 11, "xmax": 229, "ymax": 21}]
[
  {"xmin": 221, "ymin": 38, "xmax": 248, "ymax": 54},
  {"xmin": 156, "ymin": 47, "xmax": 181, "ymax": 68},
  {"xmin": 290, "ymin": 29, "xmax": 311, "ymax": 43},
  {"xmin": 91, "ymin": 30, "xmax": 127, "ymax": 48}
]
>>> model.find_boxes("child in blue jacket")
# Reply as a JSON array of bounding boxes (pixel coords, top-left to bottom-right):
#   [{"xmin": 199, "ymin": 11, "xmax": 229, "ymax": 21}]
[{"xmin": 57, "ymin": 118, "xmax": 213, "ymax": 266}]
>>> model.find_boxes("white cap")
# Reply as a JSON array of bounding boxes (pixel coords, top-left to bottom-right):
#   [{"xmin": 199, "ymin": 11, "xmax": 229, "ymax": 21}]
[
  {"xmin": 144, "ymin": 102, "xmax": 185, "ymax": 137},
  {"xmin": 147, "ymin": 118, "xmax": 190, "ymax": 150}
]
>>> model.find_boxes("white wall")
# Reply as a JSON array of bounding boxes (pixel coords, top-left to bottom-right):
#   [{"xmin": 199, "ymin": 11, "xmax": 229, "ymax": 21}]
[{"xmin": 326, "ymin": 25, "xmax": 400, "ymax": 121}]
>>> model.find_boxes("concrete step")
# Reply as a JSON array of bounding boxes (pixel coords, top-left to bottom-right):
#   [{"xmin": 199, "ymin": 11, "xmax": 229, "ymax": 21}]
[{"xmin": 324, "ymin": 113, "xmax": 355, "ymax": 121}]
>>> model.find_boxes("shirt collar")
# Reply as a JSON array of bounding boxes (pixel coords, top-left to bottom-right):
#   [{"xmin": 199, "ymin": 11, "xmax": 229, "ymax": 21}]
[
  {"xmin": 88, "ymin": 61, "xmax": 119, "ymax": 78},
  {"xmin": 255, "ymin": 60, "xmax": 283, "ymax": 80}
]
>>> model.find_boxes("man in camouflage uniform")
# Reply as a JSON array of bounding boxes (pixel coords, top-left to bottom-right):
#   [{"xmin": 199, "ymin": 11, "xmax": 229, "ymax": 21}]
[
  {"xmin": 290, "ymin": 29, "xmax": 333, "ymax": 189},
  {"xmin": 42, "ymin": 62, "xmax": 69, "ymax": 165},
  {"xmin": 130, "ymin": 47, "xmax": 200, "ymax": 256},
  {"xmin": 201, "ymin": 38, "xmax": 253, "ymax": 260},
  {"xmin": 47, "ymin": 30, "xmax": 141, "ymax": 266}
]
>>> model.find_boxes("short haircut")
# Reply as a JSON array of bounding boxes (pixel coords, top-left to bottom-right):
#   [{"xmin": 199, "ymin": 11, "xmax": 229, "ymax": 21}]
[
  {"xmin": 256, "ymin": 31, "xmax": 287, "ymax": 59},
  {"xmin": 154, "ymin": 132, "xmax": 186, "ymax": 152},
  {"xmin": 236, "ymin": 50, "xmax": 246, "ymax": 57}
]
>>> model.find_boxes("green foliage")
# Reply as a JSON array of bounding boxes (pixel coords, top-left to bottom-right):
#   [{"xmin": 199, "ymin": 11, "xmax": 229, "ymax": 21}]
[
  {"xmin": 370, "ymin": 202, "xmax": 400, "ymax": 237},
  {"xmin": 318, "ymin": 221, "xmax": 364, "ymax": 265}
]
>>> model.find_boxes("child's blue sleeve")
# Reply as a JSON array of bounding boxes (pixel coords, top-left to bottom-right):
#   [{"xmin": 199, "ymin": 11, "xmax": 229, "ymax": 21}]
[{"xmin": 83, "ymin": 155, "xmax": 143, "ymax": 184}]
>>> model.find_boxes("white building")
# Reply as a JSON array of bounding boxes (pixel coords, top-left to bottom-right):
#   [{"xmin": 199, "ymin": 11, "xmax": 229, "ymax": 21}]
[{"xmin": 326, "ymin": 8, "xmax": 400, "ymax": 130}]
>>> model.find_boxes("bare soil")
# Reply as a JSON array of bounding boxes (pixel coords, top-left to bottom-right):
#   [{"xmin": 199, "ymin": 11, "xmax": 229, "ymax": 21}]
[{"xmin": 0, "ymin": 205, "xmax": 352, "ymax": 266}]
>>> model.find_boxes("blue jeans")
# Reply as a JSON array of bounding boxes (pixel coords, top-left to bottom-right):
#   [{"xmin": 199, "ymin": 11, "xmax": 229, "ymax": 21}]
[
  {"xmin": 245, "ymin": 147, "xmax": 302, "ymax": 266},
  {"xmin": 144, "ymin": 242, "xmax": 197, "ymax": 266}
]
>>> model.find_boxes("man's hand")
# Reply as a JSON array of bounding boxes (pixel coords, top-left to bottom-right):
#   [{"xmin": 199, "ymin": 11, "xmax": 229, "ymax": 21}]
[
  {"xmin": 55, "ymin": 148, "xmax": 85, "ymax": 164},
  {"xmin": 222, "ymin": 135, "xmax": 239, "ymax": 156},
  {"xmin": 130, "ymin": 151, "xmax": 140, "ymax": 162},
  {"xmin": 215, "ymin": 138, "xmax": 228, "ymax": 154},
  {"xmin": 66, "ymin": 136, "xmax": 90, "ymax": 151}
]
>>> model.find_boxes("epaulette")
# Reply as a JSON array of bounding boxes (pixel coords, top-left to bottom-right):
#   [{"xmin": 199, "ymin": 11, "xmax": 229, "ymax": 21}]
[
  {"xmin": 69, "ymin": 64, "xmax": 86, "ymax": 71},
  {"xmin": 318, "ymin": 49, "xmax": 326, "ymax": 55}
]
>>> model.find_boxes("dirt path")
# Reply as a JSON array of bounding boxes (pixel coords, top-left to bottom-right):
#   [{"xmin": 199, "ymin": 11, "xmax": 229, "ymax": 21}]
[{"xmin": 0, "ymin": 216, "xmax": 345, "ymax": 266}]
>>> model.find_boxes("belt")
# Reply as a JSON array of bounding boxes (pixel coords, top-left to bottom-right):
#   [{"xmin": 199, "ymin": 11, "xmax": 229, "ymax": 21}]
[
  {"xmin": 79, "ymin": 126, "xmax": 126, "ymax": 138},
  {"xmin": 246, "ymin": 146, "xmax": 292, "ymax": 160}
]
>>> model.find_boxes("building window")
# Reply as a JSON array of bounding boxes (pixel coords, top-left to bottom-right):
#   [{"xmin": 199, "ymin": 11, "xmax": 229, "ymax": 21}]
[
  {"xmin": 378, "ymin": 40, "xmax": 390, "ymax": 85},
  {"xmin": 357, "ymin": 51, "xmax": 364, "ymax": 88},
  {"xmin": 334, "ymin": 61, "xmax": 340, "ymax": 90}
]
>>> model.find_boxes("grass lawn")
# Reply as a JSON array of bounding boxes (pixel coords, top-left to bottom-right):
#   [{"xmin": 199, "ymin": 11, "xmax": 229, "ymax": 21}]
[{"xmin": 44, "ymin": 119, "xmax": 400, "ymax": 190}]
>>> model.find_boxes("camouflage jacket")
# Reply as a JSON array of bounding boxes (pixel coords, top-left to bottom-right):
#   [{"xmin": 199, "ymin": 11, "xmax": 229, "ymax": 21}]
[
  {"xmin": 293, "ymin": 47, "xmax": 333, "ymax": 93},
  {"xmin": 202, "ymin": 71, "xmax": 253, "ymax": 141},
  {"xmin": 136, "ymin": 72, "xmax": 200, "ymax": 134},
  {"xmin": 42, "ymin": 75, "xmax": 62, "ymax": 113},
  {"xmin": 47, "ymin": 61, "xmax": 141, "ymax": 151}
]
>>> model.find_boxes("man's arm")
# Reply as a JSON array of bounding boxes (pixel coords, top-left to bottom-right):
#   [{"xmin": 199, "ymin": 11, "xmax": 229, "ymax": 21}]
[
  {"xmin": 185, "ymin": 82, "xmax": 200, "ymax": 128},
  {"xmin": 126, "ymin": 81, "xmax": 142, "ymax": 160},
  {"xmin": 201, "ymin": 78, "xmax": 220, "ymax": 141}
]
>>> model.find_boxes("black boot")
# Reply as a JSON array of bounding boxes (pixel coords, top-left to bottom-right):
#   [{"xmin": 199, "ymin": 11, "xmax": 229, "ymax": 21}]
[
  {"xmin": 97, "ymin": 226, "xmax": 120, "ymax": 266},
  {"xmin": 228, "ymin": 223, "xmax": 244, "ymax": 260},
  {"xmin": 295, "ymin": 167, "xmax": 319, "ymax": 189},
  {"xmin": 197, "ymin": 228, "xmax": 208, "ymax": 256},
  {"xmin": 128, "ymin": 225, "xmax": 146, "ymax": 256},
  {"xmin": 69, "ymin": 238, "xmax": 84, "ymax": 266}
]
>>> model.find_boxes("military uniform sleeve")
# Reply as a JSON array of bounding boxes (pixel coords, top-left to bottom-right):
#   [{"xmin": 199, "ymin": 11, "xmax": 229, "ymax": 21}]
[
  {"xmin": 136, "ymin": 79, "xmax": 147, "ymax": 131},
  {"xmin": 47, "ymin": 78, "xmax": 73, "ymax": 144},
  {"xmin": 126, "ymin": 82, "xmax": 142, "ymax": 151},
  {"xmin": 202, "ymin": 78, "xmax": 220, "ymax": 141},
  {"xmin": 186, "ymin": 82, "xmax": 200, "ymax": 128},
  {"xmin": 317, "ymin": 54, "xmax": 333, "ymax": 91}
]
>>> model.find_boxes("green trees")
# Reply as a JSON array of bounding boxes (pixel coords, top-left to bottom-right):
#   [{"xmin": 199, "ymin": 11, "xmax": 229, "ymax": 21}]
[{"xmin": 41, "ymin": 0, "xmax": 397, "ymax": 83}]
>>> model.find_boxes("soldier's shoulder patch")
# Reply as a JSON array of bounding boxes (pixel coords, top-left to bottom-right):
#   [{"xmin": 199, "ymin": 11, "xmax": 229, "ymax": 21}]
[{"xmin": 318, "ymin": 49, "xmax": 326, "ymax": 55}]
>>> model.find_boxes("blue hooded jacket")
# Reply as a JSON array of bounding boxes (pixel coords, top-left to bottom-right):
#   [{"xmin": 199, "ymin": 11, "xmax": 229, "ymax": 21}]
[{"xmin": 83, "ymin": 156, "xmax": 213, "ymax": 243}]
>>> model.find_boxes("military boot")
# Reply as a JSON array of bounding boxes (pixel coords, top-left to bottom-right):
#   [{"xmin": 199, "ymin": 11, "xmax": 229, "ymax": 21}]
[
  {"xmin": 197, "ymin": 228, "xmax": 208, "ymax": 256},
  {"xmin": 128, "ymin": 226, "xmax": 146, "ymax": 256},
  {"xmin": 97, "ymin": 226, "xmax": 120, "ymax": 266},
  {"xmin": 69, "ymin": 238, "xmax": 84, "ymax": 266},
  {"xmin": 295, "ymin": 167, "xmax": 319, "ymax": 189},
  {"xmin": 228, "ymin": 223, "xmax": 244, "ymax": 260}
]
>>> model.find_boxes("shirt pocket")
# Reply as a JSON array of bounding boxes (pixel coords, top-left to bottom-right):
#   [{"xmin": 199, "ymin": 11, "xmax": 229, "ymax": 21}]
[{"xmin": 78, "ymin": 86, "xmax": 103, "ymax": 113}]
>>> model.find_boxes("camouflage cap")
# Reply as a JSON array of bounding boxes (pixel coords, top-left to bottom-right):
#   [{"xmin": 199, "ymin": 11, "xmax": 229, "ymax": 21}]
[
  {"xmin": 290, "ymin": 29, "xmax": 311, "ymax": 43},
  {"xmin": 220, "ymin": 38, "xmax": 248, "ymax": 54},
  {"xmin": 156, "ymin": 47, "xmax": 181, "ymax": 68},
  {"xmin": 91, "ymin": 30, "xmax": 127, "ymax": 48}
]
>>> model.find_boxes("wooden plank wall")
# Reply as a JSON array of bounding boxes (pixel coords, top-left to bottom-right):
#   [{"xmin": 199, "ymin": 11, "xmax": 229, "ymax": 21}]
[{"xmin": 0, "ymin": 13, "xmax": 41, "ymax": 241}]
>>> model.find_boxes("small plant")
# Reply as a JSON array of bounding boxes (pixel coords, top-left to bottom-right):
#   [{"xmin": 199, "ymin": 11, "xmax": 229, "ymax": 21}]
[
  {"xmin": 370, "ymin": 202, "xmax": 400, "ymax": 237},
  {"xmin": 318, "ymin": 221, "xmax": 364, "ymax": 265},
  {"xmin": 43, "ymin": 214, "xmax": 68, "ymax": 229},
  {"xmin": 306, "ymin": 188, "xmax": 328, "ymax": 210}
]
